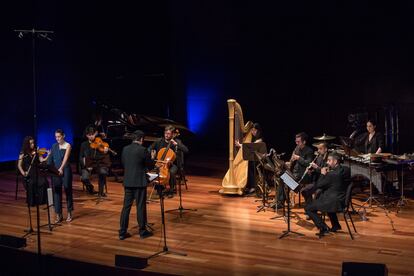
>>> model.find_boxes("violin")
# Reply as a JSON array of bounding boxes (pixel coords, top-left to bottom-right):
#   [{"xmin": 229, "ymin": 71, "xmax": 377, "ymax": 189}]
[
  {"xmin": 90, "ymin": 137, "xmax": 117, "ymax": 155},
  {"xmin": 39, "ymin": 148, "xmax": 50, "ymax": 156},
  {"xmin": 25, "ymin": 147, "xmax": 49, "ymax": 177}
]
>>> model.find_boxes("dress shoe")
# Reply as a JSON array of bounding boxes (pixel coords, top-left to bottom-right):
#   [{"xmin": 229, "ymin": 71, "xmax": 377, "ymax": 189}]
[
  {"xmin": 99, "ymin": 192, "xmax": 107, "ymax": 197},
  {"xmin": 86, "ymin": 185, "xmax": 95, "ymax": 194},
  {"xmin": 119, "ymin": 232, "xmax": 131, "ymax": 240},
  {"xmin": 316, "ymin": 227, "xmax": 330, "ymax": 238},
  {"xmin": 55, "ymin": 214, "xmax": 63, "ymax": 224},
  {"xmin": 140, "ymin": 230, "xmax": 153, "ymax": 239},
  {"xmin": 330, "ymin": 225, "xmax": 342, "ymax": 232},
  {"xmin": 66, "ymin": 211, "xmax": 73, "ymax": 222}
]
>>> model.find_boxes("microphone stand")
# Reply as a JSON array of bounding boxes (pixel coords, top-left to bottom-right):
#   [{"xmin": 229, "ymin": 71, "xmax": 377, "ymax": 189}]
[{"xmin": 14, "ymin": 28, "xmax": 54, "ymax": 274}]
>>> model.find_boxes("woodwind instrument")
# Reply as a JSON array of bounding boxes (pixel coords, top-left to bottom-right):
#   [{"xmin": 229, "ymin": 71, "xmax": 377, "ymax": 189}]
[
  {"xmin": 286, "ymin": 145, "xmax": 300, "ymax": 170},
  {"xmin": 298, "ymin": 153, "xmax": 319, "ymax": 183}
]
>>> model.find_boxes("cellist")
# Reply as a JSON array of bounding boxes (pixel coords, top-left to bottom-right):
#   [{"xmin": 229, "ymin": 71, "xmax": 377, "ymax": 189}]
[
  {"xmin": 79, "ymin": 125, "xmax": 111, "ymax": 197},
  {"xmin": 149, "ymin": 125, "xmax": 189, "ymax": 198}
]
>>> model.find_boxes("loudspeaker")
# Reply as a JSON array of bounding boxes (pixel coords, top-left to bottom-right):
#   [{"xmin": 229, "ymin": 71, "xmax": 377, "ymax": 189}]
[
  {"xmin": 0, "ymin": 235, "xmax": 27, "ymax": 248},
  {"xmin": 115, "ymin": 254, "xmax": 148, "ymax": 270},
  {"xmin": 342, "ymin": 262, "xmax": 388, "ymax": 276}
]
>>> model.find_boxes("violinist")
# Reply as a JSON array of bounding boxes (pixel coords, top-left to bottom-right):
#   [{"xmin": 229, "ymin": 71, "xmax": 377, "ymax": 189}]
[
  {"xmin": 276, "ymin": 132, "xmax": 313, "ymax": 208},
  {"xmin": 149, "ymin": 125, "xmax": 189, "ymax": 198},
  {"xmin": 48, "ymin": 129, "xmax": 73, "ymax": 223},
  {"xmin": 79, "ymin": 125, "xmax": 111, "ymax": 197},
  {"xmin": 17, "ymin": 136, "xmax": 50, "ymax": 207}
]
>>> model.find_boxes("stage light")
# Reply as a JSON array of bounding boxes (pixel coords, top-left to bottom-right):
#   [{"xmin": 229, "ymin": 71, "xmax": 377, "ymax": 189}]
[{"xmin": 186, "ymin": 85, "xmax": 215, "ymax": 134}]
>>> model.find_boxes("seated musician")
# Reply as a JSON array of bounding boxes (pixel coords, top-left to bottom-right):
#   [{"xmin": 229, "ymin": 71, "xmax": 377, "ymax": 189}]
[
  {"xmin": 276, "ymin": 132, "xmax": 313, "ymax": 208},
  {"xmin": 149, "ymin": 125, "xmax": 189, "ymax": 197},
  {"xmin": 235, "ymin": 123, "xmax": 264, "ymax": 194},
  {"xmin": 79, "ymin": 125, "xmax": 111, "ymax": 197},
  {"xmin": 354, "ymin": 120, "xmax": 384, "ymax": 154},
  {"xmin": 301, "ymin": 142, "xmax": 329, "ymax": 219},
  {"xmin": 305, "ymin": 151, "xmax": 351, "ymax": 237}
]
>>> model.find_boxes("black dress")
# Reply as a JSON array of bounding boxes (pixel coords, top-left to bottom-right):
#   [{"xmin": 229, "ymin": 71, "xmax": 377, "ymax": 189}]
[{"xmin": 21, "ymin": 153, "xmax": 49, "ymax": 206}]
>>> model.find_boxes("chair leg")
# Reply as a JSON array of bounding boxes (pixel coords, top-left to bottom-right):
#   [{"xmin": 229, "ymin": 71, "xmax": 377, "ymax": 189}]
[
  {"xmin": 343, "ymin": 213, "xmax": 354, "ymax": 240},
  {"xmin": 348, "ymin": 211, "xmax": 357, "ymax": 233},
  {"xmin": 15, "ymin": 175, "xmax": 19, "ymax": 200}
]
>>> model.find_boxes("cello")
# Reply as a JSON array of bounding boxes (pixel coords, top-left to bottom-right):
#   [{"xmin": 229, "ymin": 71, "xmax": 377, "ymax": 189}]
[
  {"xmin": 154, "ymin": 142, "xmax": 176, "ymax": 185},
  {"xmin": 153, "ymin": 129, "xmax": 181, "ymax": 185}
]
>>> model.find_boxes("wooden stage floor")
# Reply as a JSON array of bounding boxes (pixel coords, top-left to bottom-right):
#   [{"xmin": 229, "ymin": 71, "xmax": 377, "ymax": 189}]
[{"xmin": 1, "ymin": 170, "xmax": 414, "ymax": 275}]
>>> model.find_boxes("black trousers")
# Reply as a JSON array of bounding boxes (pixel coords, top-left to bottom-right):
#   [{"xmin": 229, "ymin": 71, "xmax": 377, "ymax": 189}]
[
  {"xmin": 119, "ymin": 186, "xmax": 147, "ymax": 235},
  {"xmin": 305, "ymin": 204, "xmax": 340, "ymax": 230},
  {"xmin": 169, "ymin": 164, "xmax": 178, "ymax": 191},
  {"xmin": 301, "ymin": 183, "xmax": 317, "ymax": 206},
  {"xmin": 81, "ymin": 166, "xmax": 108, "ymax": 194},
  {"xmin": 277, "ymin": 183, "xmax": 286, "ymax": 204}
]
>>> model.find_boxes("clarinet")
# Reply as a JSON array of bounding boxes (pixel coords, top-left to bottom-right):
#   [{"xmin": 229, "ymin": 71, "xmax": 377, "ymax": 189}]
[
  {"xmin": 287, "ymin": 145, "xmax": 300, "ymax": 170},
  {"xmin": 298, "ymin": 153, "xmax": 319, "ymax": 183}
]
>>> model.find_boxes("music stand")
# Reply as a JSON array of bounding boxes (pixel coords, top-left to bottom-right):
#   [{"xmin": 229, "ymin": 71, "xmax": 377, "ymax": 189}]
[
  {"xmin": 242, "ymin": 143, "xmax": 267, "ymax": 201},
  {"xmin": 22, "ymin": 160, "xmax": 56, "ymax": 238},
  {"xmin": 165, "ymin": 171, "xmax": 197, "ymax": 218},
  {"xmin": 279, "ymin": 171, "xmax": 304, "ymax": 239},
  {"xmin": 148, "ymin": 183, "xmax": 186, "ymax": 260}
]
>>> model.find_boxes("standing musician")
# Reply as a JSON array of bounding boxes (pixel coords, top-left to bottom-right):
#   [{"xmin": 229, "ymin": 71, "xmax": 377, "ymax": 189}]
[
  {"xmin": 48, "ymin": 129, "xmax": 73, "ymax": 223},
  {"xmin": 354, "ymin": 119, "xmax": 384, "ymax": 154},
  {"xmin": 149, "ymin": 125, "xmax": 189, "ymax": 198},
  {"xmin": 305, "ymin": 151, "xmax": 351, "ymax": 237},
  {"xmin": 79, "ymin": 125, "xmax": 111, "ymax": 197},
  {"xmin": 301, "ymin": 142, "xmax": 329, "ymax": 219},
  {"xmin": 119, "ymin": 130, "xmax": 153, "ymax": 240},
  {"xmin": 276, "ymin": 132, "xmax": 313, "ymax": 208},
  {"xmin": 17, "ymin": 136, "xmax": 50, "ymax": 207},
  {"xmin": 235, "ymin": 123, "xmax": 264, "ymax": 194}
]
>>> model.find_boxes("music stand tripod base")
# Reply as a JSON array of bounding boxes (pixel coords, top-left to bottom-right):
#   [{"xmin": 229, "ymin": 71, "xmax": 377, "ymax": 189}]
[
  {"xmin": 278, "ymin": 172, "xmax": 303, "ymax": 239},
  {"xmin": 166, "ymin": 172, "xmax": 197, "ymax": 218},
  {"xmin": 149, "ymin": 184, "xmax": 187, "ymax": 260}
]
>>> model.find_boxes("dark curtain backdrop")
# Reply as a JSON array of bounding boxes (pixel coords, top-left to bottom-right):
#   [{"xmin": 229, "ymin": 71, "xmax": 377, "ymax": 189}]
[{"xmin": 1, "ymin": 1, "xmax": 414, "ymax": 162}]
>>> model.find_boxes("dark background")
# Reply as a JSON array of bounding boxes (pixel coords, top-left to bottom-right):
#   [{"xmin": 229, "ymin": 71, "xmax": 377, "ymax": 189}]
[{"xmin": 1, "ymin": 1, "xmax": 414, "ymax": 162}]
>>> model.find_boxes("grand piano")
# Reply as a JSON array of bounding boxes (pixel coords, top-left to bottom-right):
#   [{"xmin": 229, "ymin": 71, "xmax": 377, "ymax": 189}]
[{"xmin": 91, "ymin": 101, "xmax": 193, "ymax": 179}]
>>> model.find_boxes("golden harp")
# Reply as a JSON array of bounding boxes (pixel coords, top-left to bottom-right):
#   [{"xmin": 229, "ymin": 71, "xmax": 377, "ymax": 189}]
[{"xmin": 220, "ymin": 99, "xmax": 254, "ymax": 195}]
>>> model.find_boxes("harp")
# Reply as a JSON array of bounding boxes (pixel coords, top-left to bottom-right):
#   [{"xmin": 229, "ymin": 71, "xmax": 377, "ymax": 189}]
[{"xmin": 220, "ymin": 99, "xmax": 254, "ymax": 195}]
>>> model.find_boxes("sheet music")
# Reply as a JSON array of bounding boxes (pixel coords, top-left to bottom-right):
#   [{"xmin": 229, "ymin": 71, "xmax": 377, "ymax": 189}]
[
  {"xmin": 146, "ymin": 172, "xmax": 158, "ymax": 182},
  {"xmin": 280, "ymin": 172, "xmax": 299, "ymax": 191}
]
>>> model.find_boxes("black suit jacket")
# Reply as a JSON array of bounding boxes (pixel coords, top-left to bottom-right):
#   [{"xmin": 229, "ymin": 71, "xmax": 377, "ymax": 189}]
[
  {"xmin": 313, "ymin": 165, "xmax": 351, "ymax": 212},
  {"xmin": 292, "ymin": 145, "xmax": 314, "ymax": 182},
  {"xmin": 121, "ymin": 142, "xmax": 151, "ymax": 188}
]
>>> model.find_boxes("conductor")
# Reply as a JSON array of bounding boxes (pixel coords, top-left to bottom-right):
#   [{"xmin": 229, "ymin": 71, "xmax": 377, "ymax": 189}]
[{"xmin": 119, "ymin": 130, "xmax": 153, "ymax": 240}]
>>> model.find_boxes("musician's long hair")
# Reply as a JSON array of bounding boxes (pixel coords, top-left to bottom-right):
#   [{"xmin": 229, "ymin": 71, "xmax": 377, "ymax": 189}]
[
  {"xmin": 252, "ymin": 123, "xmax": 263, "ymax": 142},
  {"xmin": 20, "ymin": 136, "xmax": 35, "ymax": 155}
]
